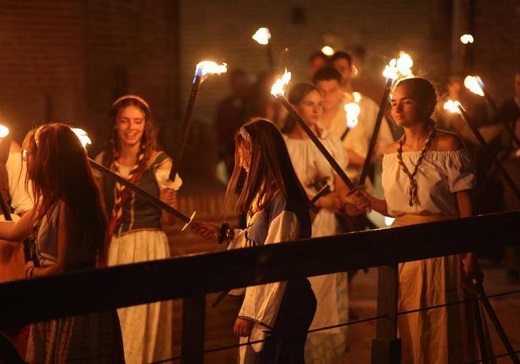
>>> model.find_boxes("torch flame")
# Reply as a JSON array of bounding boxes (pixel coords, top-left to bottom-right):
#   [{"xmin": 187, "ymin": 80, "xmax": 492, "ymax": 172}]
[
  {"xmin": 382, "ymin": 52, "xmax": 414, "ymax": 81},
  {"xmin": 71, "ymin": 128, "xmax": 92, "ymax": 148},
  {"xmin": 0, "ymin": 125, "xmax": 9, "ymax": 138},
  {"xmin": 383, "ymin": 59, "xmax": 398, "ymax": 80},
  {"xmin": 460, "ymin": 34, "xmax": 474, "ymax": 44},
  {"xmin": 345, "ymin": 102, "xmax": 361, "ymax": 129},
  {"xmin": 270, "ymin": 70, "xmax": 292, "ymax": 97},
  {"xmin": 396, "ymin": 51, "xmax": 413, "ymax": 77},
  {"xmin": 443, "ymin": 99, "xmax": 462, "ymax": 114},
  {"xmin": 321, "ymin": 46, "xmax": 334, "ymax": 56},
  {"xmin": 464, "ymin": 75, "xmax": 485, "ymax": 97},
  {"xmin": 252, "ymin": 27, "xmax": 271, "ymax": 45},
  {"xmin": 194, "ymin": 61, "xmax": 228, "ymax": 80}
]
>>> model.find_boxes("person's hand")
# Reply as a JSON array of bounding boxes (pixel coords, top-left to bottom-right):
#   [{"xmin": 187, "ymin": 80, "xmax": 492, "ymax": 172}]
[
  {"xmin": 191, "ymin": 221, "xmax": 220, "ymax": 240},
  {"xmin": 348, "ymin": 188, "xmax": 372, "ymax": 212},
  {"xmin": 24, "ymin": 261, "xmax": 35, "ymax": 279},
  {"xmin": 462, "ymin": 254, "xmax": 483, "ymax": 285},
  {"xmin": 344, "ymin": 201, "xmax": 366, "ymax": 216},
  {"xmin": 160, "ymin": 188, "xmax": 177, "ymax": 207},
  {"xmin": 233, "ymin": 318, "xmax": 253, "ymax": 337},
  {"xmin": 316, "ymin": 192, "xmax": 342, "ymax": 213}
]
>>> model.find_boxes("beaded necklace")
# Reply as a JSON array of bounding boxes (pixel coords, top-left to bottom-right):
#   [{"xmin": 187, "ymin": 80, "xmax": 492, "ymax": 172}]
[{"xmin": 396, "ymin": 124, "xmax": 436, "ymax": 206}]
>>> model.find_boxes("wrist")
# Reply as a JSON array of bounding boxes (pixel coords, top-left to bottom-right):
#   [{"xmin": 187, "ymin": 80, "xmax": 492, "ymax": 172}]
[
  {"xmin": 218, "ymin": 222, "xmax": 234, "ymax": 244},
  {"xmin": 25, "ymin": 265, "xmax": 35, "ymax": 279}
]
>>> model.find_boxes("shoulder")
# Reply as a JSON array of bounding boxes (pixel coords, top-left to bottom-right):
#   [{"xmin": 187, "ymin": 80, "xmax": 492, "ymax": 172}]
[
  {"xmin": 358, "ymin": 93, "xmax": 378, "ymax": 107},
  {"xmin": 431, "ymin": 129, "xmax": 465, "ymax": 152},
  {"xmin": 94, "ymin": 151, "xmax": 105, "ymax": 164},
  {"xmin": 268, "ymin": 192, "xmax": 288, "ymax": 215},
  {"xmin": 384, "ymin": 140, "xmax": 401, "ymax": 154},
  {"xmin": 150, "ymin": 150, "xmax": 172, "ymax": 169},
  {"xmin": 9, "ymin": 140, "xmax": 22, "ymax": 153}
]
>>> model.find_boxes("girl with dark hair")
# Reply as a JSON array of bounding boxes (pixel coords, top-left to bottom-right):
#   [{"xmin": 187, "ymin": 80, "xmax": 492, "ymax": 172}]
[
  {"xmin": 0, "ymin": 123, "xmax": 124, "ymax": 363},
  {"xmin": 194, "ymin": 118, "xmax": 316, "ymax": 364},
  {"xmin": 284, "ymin": 82, "xmax": 353, "ymax": 363},
  {"xmin": 94, "ymin": 95, "xmax": 180, "ymax": 364},
  {"xmin": 352, "ymin": 77, "xmax": 479, "ymax": 363}
]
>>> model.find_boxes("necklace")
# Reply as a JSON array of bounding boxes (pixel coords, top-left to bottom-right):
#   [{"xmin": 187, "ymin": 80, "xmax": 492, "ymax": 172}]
[{"xmin": 396, "ymin": 124, "xmax": 436, "ymax": 206}]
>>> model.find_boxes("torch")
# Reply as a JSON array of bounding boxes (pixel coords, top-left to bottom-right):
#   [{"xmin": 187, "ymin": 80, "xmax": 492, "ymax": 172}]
[
  {"xmin": 271, "ymin": 71, "xmax": 356, "ymax": 191},
  {"xmin": 443, "ymin": 100, "xmax": 520, "ymax": 200},
  {"xmin": 252, "ymin": 27, "xmax": 275, "ymax": 72},
  {"xmin": 359, "ymin": 51, "xmax": 414, "ymax": 186},
  {"xmin": 340, "ymin": 92, "xmax": 361, "ymax": 141},
  {"xmin": 464, "ymin": 75, "xmax": 520, "ymax": 149},
  {"xmin": 170, "ymin": 61, "xmax": 227, "ymax": 180},
  {"xmin": 70, "ymin": 128, "xmax": 197, "ymax": 231}
]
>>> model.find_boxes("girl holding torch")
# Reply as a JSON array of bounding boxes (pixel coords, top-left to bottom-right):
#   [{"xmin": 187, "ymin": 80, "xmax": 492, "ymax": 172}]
[
  {"xmin": 193, "ymin": 118, "xmax": 316, "ymax": 364},
  {"xmin": 351, "ymin": 77, "xmax": 480, "ymax": 363},
  {"xmin": 0, "ymin": 123, "xmax": 124, "ymax": 363},
  {"xmin": 283, "ymin": 82, "xmax": 352, "ymax": 364},
  {"xmin": 94, "ymin": 95, "xmax": 180, "ymax": 364}
]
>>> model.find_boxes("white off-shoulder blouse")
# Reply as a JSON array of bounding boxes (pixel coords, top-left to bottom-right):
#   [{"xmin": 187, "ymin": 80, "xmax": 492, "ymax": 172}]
[{"xmin": 382, "ymin": 149, "xmax": 476, "ymax": 219}]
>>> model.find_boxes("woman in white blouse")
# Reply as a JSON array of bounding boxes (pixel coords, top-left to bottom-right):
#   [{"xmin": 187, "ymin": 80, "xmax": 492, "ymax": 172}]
[
  {"xmin": 352, "ymin": 77, "xmax": 479, "ymax": 363},
  {"xmin": 284, "ymin": 82, "xmax": 352, "ymax": 364}
]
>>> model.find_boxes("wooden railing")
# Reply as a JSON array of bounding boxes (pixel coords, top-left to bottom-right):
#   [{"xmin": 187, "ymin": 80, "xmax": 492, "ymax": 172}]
[{"xmin": 0, "ymin": 210, "xmax": 519, "ymax": 363}]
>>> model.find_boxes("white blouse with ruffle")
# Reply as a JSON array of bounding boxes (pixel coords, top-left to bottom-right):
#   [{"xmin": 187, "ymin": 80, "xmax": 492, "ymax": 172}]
[{"xmin": 382, "ymin": 149, "xmax": 476, "ymax": 219}]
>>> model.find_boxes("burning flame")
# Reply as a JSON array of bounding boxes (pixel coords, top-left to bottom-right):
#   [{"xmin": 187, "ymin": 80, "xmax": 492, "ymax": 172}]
[
  {"xmin": 194, "ymin": 61, "xmax": 227, "ymax": 80},
  {"xmin": 345, "ymin": 102, "xmax": 361, "ymax": 129},
  {"xmin": 270, "ymin": 70, "xmax": 292, "ymax": 97},
  {"xmin": 464, "ymin": 75, "xmax": 484, "ymax": 96},
  {"xmin": 71, "ymin": 128, "xmax": 92, "ymax": 148},
  {"xmin": 321, "ymin": 46, "xmax": 334, "ymax": 56},
  {"xmin": 0, "ymin": 125, "xmax": 9, "ymax": 138},
  {"xmin": 382, "ymin": 51, "xmax": 414, "ymax": 81},
  {"xmin": 460, "ymin": 34, "xmax": 474, "ymax": 44},
  {"xmin": 252, "ymin": 27, "xmax": 271, "ymax": 45},
  {"xmin": 443, "ymin": 100, "xmax": 462, "ymax": 114}
]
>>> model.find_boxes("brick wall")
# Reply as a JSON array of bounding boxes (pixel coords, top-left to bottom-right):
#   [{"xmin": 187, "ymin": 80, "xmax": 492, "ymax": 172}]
[
  {"xmin": 0, "ymin": 0, "xmax": 516, "ymax": 173},
  {"xmin": 0, "ymin": 1, "xmax": 86, "ymax": 143},
  {"xmin": 472, "ymin": 0, "xmax": 520, "ymax": 105}
]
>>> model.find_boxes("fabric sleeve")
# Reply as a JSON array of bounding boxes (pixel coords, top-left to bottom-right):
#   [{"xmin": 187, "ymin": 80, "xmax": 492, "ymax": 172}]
[
  {"xmin": 343, "ymin": 121, "xmax": 369, "ymax": 158},
  {"xmin": 154, "ymin": 169, "xmax": 183, "ymax": 191},
  {"xmin": 91, "ymin": 152, "xmax": 104, "ymax": 178},
  {"xmin": 6, "ymin": 151, "xmax": 34, "ymax": 214},
  {"xmin": 328, "ymin": 134, "xmax": 349, "ymax": 170},
  {"xmin": 238, "ymin": 211, "xmax": 300, "ymax": 329},
  {"xmin": 446, "ymin": 149, "xmax": 476, "ymax": 193}
]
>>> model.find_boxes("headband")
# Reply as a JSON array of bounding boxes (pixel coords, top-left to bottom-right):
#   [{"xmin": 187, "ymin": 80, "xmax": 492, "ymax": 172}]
[
  {"xmin": 239, "ymin": 126, "xmax": 251, "ymax": 142},
  {"xmin": 34, "ymin": 125, "xmax": 46, "ymax": 147},
  {"xmin": 112, "ymin": 95, "xmax": 150, "ymax": 109}
]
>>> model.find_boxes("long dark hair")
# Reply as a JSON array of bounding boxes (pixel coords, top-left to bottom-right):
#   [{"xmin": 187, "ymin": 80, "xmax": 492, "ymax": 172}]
[
  {"xmin": 25, "ymin": 123, "xmax": 108, "ymax": 265},
  {"xmin": 225, "ymin": 118, "xmax": 309, "ymax": 214}
]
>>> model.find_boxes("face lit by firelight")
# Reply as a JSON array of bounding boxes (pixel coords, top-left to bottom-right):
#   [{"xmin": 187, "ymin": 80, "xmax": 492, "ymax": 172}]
[
  {"xmin": 115, "ymin": 105, "xmax": 146, "ymax": 148},
  {"xmin": 390, "ymin": 84, "xmax": 423, "ymax": 128},
  {"xmin": 295, "ymin": 90, "xmax": 323, "ymax": 128}
]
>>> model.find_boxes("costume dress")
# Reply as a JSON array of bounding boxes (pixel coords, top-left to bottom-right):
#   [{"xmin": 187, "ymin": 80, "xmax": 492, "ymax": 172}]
[
  {"xmin": 284, "ymin": 132, "xmax": 349, "ymax": 363},
  {"xmin": 96, "ymin": 151, "xmax": 179, "ymax": 364},
  {"xmin": 382, "ymin": 148, "xmax": 478, "ymax": 364},
  {"xmin": 228, "ymin": 192, "xmax": 316, "ymax": 364},
  {"xmin": 27, "ymin": 201, "xmax": 125, "ymax": 363}
]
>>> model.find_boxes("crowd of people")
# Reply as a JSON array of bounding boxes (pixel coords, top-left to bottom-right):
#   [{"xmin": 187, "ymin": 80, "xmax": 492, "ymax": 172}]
[{"xmin": 0, "ymin": 46, "xmax": 518, "ymax": 363}]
